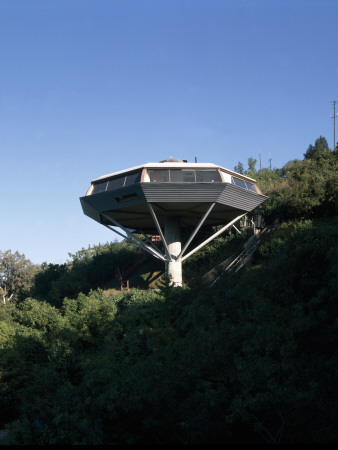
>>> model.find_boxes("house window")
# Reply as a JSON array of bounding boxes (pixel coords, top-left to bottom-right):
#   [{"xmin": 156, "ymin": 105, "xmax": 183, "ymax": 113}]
[
  {"xmin": 91, "ymin": 181, "xmax": 108, "ymax": 194},
  {"xmin": 147, "ymin": 169, "xmax": 221, "ymax": 183},
  {"xmin": 92, "ymin": 171, "xmax": 142, "ymax": 193},
  {"xmin": 115, "ymin": 193, "xmax": 138, "ymax": 203},
  {"xmin": 232, "ymin": 177, "xmax": 256, "ymax": 192}
]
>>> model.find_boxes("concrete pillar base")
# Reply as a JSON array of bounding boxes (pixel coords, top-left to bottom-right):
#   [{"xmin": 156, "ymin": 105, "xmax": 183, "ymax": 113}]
[{"xmin": 164, "ymin": 216, "xmax": 182, "ymax": 287}]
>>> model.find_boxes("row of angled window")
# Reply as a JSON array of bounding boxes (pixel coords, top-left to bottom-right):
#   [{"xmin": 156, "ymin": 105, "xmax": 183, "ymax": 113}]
[
  {"xmin": 147, "ymin": 169, "xmax": 221, "ymax": 183},
  {"xmin": 91, "ymin": 169, "xmax": 256, "ymax": 195},
  {"xmin": 92, "ymin": 172, "xmax": 141, "ymax": 194},
  {"xmin": 231, "ymin": 176, "xmax": 256, "ymax": 192}
]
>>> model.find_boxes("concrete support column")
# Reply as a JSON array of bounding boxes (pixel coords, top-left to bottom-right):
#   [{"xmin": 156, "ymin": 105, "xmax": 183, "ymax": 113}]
[{"xmin": 164, "ymin": 216, "xmax": 182, "ymax": 286}]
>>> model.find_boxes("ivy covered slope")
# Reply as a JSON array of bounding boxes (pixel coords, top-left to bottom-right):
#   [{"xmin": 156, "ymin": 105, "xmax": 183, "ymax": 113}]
[{"xmin": 0, "ymin": 137, "xmax": 337, "ymax": 444}]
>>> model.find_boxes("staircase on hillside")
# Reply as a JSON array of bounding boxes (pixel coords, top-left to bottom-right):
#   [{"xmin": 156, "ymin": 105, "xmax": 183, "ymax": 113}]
[
  {"xmin": 205, "ymin": 218, "xmax": 279, "ymax": 286},
  {"xmin": 116, "ymin": 254, "xmax": 151, "ymax": 290},
  {"xmin": 114, "ymin": 215, "xmax": 279, "ymax": 290}
]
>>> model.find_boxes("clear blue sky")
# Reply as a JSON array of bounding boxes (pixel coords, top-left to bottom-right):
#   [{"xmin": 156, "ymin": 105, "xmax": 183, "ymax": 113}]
[{"xmin": 1, "ymin": 0, "xmax": 337, "ymax": 265}]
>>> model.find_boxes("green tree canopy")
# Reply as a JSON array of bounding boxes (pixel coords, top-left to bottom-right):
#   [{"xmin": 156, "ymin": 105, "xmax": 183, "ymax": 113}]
[
  {"xmin": 245, "ymin": 157, "xmax": 257, "ymax": 178},
  {"xmin": 0, "ymin": 250, "xmax": 38, "ymax": 304},
  {"xmin": 304, "ymin": 136, "xmax": 330, "ymax": 159},
  {"xmin": 254, "ymin": 137, "xmax": 338, "ymax": 221},
  {"xmin": 234, "ymin": 158, "xmax": 257, "ymax": 178},
  {"xmin": 1, "ymin": 136, "xmax": 337, "ymax": 445},
  {"xmin": 234, "ymin": 161, "xmax": 244, "ymax": 174}
]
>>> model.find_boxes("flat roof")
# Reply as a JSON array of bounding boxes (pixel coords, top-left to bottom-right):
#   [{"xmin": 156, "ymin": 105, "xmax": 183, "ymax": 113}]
[{"xmin": 92, "ymin": 162, "xmax": 257, "ymax": 183}]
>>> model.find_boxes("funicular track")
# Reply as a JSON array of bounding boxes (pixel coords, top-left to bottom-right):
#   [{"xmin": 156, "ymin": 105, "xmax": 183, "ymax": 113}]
[{"xmin": 204, "ymin": 218, "xmax": 279, "ymax": 286}]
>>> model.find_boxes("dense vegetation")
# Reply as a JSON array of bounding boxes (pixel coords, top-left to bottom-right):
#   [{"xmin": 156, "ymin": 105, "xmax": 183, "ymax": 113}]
[{"xmin": 0, "ymin": 137, "xmax": 337, "ymax": 444}]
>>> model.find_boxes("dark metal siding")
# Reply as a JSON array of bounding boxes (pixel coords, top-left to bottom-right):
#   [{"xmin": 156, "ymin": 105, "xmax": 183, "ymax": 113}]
[
  {"xmin": 217, "ymin": 184, "xmax": 268, "ymax": 211},
  {"xmin": 80, "ymin": 184, "xmax": 145, "ymax": 213},
  {"xmin": 141, "ymin": 183, "xmax": 224, "ymax": 203},
  {"xmin": 80, "ymin": 181, "xmax": 268, "ymax": 228},
  {"xmin": 142, "ymin": 182, "xmax": 267, "ymax": 212},
  {"xmin": 80, "ymin": 184, "xmax": 146, "ymax": 224},
  {"xmin": 80, "ymin": 199, "xmax": 102, "ymax": 223}
]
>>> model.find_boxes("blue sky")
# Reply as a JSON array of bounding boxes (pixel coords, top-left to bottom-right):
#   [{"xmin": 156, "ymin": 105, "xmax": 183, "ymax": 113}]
[{"xmin": 1, "ymin": 0, "xmax": 337, "ymax": 265}]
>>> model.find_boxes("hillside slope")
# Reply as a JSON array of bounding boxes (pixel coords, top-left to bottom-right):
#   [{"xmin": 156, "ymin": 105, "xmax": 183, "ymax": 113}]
[{"xmin": 1, "ymin": 139, "xmax": 337, "ymax": 444}]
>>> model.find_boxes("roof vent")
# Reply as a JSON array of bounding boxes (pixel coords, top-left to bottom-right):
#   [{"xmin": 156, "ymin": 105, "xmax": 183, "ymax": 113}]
[{"xmin": 159, "ymin": 157, "xmax": 184, "ymax": 163}]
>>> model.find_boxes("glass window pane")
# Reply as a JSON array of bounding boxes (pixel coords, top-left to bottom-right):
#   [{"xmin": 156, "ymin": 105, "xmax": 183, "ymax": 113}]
[
  {"xmin": 196, "ymin": 170, "xmax": 221, "ymax": 182},
  {"xmin": 107, "ymin": 176, "xmax": 125, "ymax": 191},
  {"xmin": 148, "ymin": 169, "xmax": 169, "ymax": 182},
  {"xmin": 182, "ymin": 170, "xmax": 195, "ymax": 182},
  {"xmin": 115, "ymin": 193, "xmax": 138, "ymax": 203},
  {"xmin": 92, "ymin": 181, "xmax": 108, "ymax": 194},
  {"xmin": 125, "ymin": 171, "xmax": 141, "ymax": 186},
  {"xmin": 245, "ymin": 182, "xmax": 256, "ymax": 192},
  {"xmin": 170, "ymin": 170, "xmax": 184, "ymax": 182},
  {"xmin": 232, "ymin": 177, "xmax": 247, "ymax": 189}
]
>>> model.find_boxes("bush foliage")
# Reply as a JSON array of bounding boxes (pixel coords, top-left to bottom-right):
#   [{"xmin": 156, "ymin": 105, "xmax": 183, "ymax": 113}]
[{"xmin": 0, "ymin": 137, "xmax": 337, "ymax": 444}]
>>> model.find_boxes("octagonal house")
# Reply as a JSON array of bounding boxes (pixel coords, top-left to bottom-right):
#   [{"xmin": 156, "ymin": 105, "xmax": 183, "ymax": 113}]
[{"xmin": 80, "ymin": 158, "xmax": 268, "ymax": 286}]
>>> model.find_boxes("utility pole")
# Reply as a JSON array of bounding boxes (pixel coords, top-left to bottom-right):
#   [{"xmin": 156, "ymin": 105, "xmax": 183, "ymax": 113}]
[{"xmin": 331, "ymin": 100, "xmax": 336, "ymax": 149}]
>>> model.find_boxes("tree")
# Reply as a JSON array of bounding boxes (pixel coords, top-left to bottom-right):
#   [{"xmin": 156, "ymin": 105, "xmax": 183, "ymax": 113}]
[
  {"xmin": 245, "ymin": 157, "xmax": 257, "ymax": 178},
  {"xmin": 234, "ymin": 162, "xmax": 244, "ymax": 174},
  {"xmin": 255, "ymin": 137, "xmax": 338, "ymax": 221},
  {"xmin": 0, "ymin": 250, "xmax": 38, "ymax": 304},
  {"xmin": 304, "ymin": 136, "xmax": 330, "ymax": 159},
  {"xmin": 234, "ymin": 158, "xmax": 257, "ymax": 178}
]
